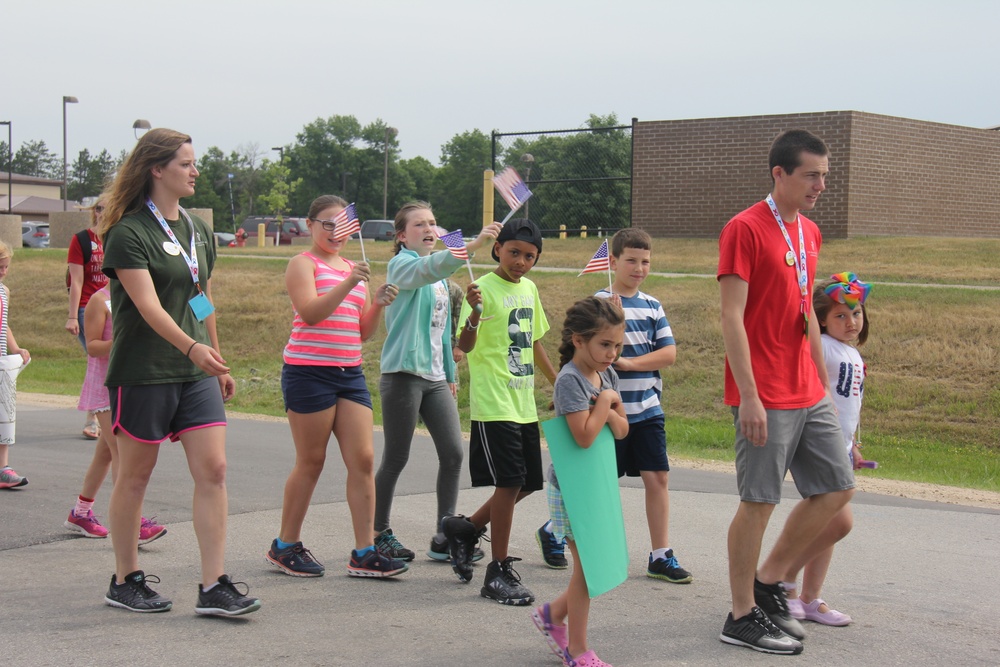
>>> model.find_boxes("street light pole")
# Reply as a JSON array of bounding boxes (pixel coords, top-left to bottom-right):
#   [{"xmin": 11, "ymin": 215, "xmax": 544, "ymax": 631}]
[
  {"xmin": 521, "ymin": 153, "xmax": 535, "ymax": 221},
  {"xmin": 227, "ymin": 173, "xmax": 236, "ymax": 231},
  {"xmin": 62, "ymin": 96, "xmax": 78, "ymax": 210},
  {"xmin": 271, "ymin": 146, "xmax": 284, "ymax": 163},
  {"xmin": 0, "ymin": 121, "xmax": 10, "ymax": 214},
  {"xmin": 383, "ymin": 126, "xmax": 396, "ymax": 219},
  {"xmin": 341, "ymin": 171, "xmax": 351, "ymax": 196},
  {"xmin": 132, "ymin": 119, "xmax": 151, "ymax": 140}
]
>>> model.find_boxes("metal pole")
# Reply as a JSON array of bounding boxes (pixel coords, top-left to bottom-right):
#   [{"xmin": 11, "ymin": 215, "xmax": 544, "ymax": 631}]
[
  {"xmin": 382, "ymin": 127, "xmax": 392, "ymax": 219},
  {"xmin": 227, "ymin": 173, "xmax": 236, "ymax": 231},
  {"xmin": 62, "ymin": 96, "xmax": 78, "ymax": 211},
  {"xmin": 1, "ymin": 121, "xmax": 10, "ymax": 213}
]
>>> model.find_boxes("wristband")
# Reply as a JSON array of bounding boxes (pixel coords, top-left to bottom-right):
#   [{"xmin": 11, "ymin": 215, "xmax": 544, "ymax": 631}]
[
  {"xmin": 465, "ymin": 318, "xmax": 479, "ymax": 331},
  {"xmin": 186, "ymin": 341, "xmax": 199, "ymax": 358}
]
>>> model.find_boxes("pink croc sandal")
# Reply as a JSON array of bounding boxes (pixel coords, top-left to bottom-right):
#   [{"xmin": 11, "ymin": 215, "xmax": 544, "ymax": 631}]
[
  {"xmin": 800, "ymin": 598, "xmax": 852, "ymax": 626},
  {"xmin": 568, "ymin": 650, "xmax": 613, "ymax": 667}
]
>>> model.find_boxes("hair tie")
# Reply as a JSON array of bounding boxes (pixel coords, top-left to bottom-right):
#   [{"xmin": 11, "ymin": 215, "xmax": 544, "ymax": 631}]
[{"xmin": 824, "ymin": 272, "xmax": 871, "ymax": 309}]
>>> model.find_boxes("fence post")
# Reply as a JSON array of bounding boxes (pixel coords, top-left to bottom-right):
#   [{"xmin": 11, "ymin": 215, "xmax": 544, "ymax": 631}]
[
  {"xmin": 483, "ymin": 170, "xmax": 494, "ymax": 229},
  {"xmin": 581, "ymin": 225, "xmax": 587, "ymax": 239},
  {"xmin": 559, "ymin": 224, "xmax": 566, "ymax": 240}
]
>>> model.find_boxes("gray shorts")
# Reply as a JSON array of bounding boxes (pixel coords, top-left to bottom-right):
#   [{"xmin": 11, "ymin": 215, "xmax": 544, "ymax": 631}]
[{"xmin": 732, "ymin": 398, "xmax": 855, "ymax": 504}]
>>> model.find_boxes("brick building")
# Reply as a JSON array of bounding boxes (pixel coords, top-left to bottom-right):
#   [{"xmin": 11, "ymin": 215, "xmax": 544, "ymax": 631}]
[{"xmin": 631, "ymin": 111, "xmax": 1000, "ymax": 238}]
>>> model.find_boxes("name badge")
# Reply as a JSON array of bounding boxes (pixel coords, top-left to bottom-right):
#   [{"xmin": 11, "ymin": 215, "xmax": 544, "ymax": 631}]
[{"xmin": 188, "ymin": 293, "xmax": 215, "ymax": 321}]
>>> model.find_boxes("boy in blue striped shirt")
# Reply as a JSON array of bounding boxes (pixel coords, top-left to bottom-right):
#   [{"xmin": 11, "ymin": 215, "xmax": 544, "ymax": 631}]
[{"xmin": 600, "ymin": 228, "xmax": 691, "ymax": 583}]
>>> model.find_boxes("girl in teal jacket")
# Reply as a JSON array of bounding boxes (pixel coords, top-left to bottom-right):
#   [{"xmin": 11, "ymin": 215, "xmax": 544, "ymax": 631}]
[{"xmin": 373, "ymin": 202, "xmax": 500, "ymax": 561}]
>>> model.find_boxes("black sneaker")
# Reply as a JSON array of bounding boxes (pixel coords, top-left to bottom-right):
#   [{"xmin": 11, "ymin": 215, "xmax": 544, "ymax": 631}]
[
  {"xmin": 265, "ymin": 539, "xmax": 325, "ymax": 577},
  {"xmin": 442, "ymin": 515, "xmax": 479, "ymax": 583},
  {"xmin": 646, "ymin": 549, "xmax": 692, "ymax": 584},
  {"xmin": 428, "ymin": 530, "xmax": 486, "ymax": 562},
  {"xmin": 104, "ymin": 570, "xmax": 172, "ymax": 613},
  {"xmin": 535, "ymin": 521, "xmax": 568, "ymax": 569},
  {"xmin": 374, "ymin": 529, "xmax": 415, "ymax": 562},
  {"xmin": 754, "ymin": 578, "xmax": 806, "ymax": 640},
  {"xmin": 720, "ymin": 606, "xmax": 803, "ymax": 654},
  {"xmin": 480, "ymin": 557, "xmax": 535, "ymax": 606},
  {"xmin": 196, "ymin": 575, "xmax": 262, "ymax": 616}
]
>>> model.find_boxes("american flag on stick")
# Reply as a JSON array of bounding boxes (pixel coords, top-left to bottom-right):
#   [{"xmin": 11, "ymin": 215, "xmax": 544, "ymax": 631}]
[
  {"xmin": 435, "ymin": 227, "xmax": 469, "ymax": 260},
  {"xmin": 435, "ymin": 227, "xmax": 476, "ymax": 282},
  {"xmin": 332, "ymin": 203, "xmax": 361, "ymax": 241},
  {"xmin": 579, "ymin": 240, "xmax": 610, "ymax": 275},
  {"xmin": 493, "ymin": 167, "xmax": 533, "ymax": 213}
]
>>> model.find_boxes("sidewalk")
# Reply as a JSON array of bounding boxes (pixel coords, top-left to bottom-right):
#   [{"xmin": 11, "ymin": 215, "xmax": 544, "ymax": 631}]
[{"xmin": 2, "ymin": 404, "xmax": 998, "ymax": 666}]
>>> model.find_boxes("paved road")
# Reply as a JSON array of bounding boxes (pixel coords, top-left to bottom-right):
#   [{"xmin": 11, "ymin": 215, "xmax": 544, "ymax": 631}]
[{"xmin": 2, "ymin": 402, "xmax": 997, "ymax": 666}]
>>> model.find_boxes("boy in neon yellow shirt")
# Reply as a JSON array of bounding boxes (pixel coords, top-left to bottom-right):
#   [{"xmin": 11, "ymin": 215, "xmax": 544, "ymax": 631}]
[{"xmin": 443, "ymin": 218, "xmax": 556, "ymax": 606}]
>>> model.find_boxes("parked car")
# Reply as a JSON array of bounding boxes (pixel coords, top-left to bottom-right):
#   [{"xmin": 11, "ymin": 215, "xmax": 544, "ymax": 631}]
[
  {"xmin": 214, "ymin": 232, "xmax": 236, "ymax": 247},
  {"xmin": 22, "ymin": 221, "xmax": 50, "ymax": 248},
  {"xmin": 360, "ymin": 219, "xmax": 395, "ymax": 241},
  {"xmin": 238, "ymin": 217, "xmax": 310, "ymax": 245}
]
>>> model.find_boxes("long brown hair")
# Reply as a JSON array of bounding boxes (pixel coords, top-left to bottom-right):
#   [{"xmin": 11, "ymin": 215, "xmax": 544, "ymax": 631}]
[{"xmin": 97, "ymin": 128, "xmax": 192, "ymax": 240}]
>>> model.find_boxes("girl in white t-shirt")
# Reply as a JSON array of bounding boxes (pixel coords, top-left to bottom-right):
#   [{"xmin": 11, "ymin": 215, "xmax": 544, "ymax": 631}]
[{"xmin": 783, "ymin": 272, "xmax": 873, "ymax": 627}]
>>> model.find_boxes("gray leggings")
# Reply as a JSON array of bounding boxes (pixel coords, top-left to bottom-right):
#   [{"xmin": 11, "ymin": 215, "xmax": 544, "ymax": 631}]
[{"xmin": 374, "ymin": 372, "xmax": 464, "ymax": 534}]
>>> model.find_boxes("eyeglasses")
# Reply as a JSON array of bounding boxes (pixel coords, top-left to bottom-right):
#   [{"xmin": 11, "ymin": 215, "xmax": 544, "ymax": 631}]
[{"xmin": 311, "ymin": 219, "xmax": 337, "ymax": 232}]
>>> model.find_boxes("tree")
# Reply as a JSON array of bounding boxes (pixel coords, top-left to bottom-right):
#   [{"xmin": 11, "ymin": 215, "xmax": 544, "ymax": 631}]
[
  {"xmin": 494, "ymin": 113, "xmax": 631, "ymax": 232},
  {"xmin": 186, "ymin": 146, "xmax": 235, "ymax": 231},
  {"xmin": 0, "ymin": 141, "xmax": 10, "ymax": 173},
  {"xmin": 68, "ymin": 148, "xmax": 117, "ymax": 201},
  {"xmin": 433, "ymin": 130, "xmax": 491, "ymax": 234},
  {"xmin": 256, "ymin": 159, "xmax": 302, "ymax": 221},
  {"xmin": 400, "ymin": 156, "xmax": 437, "ymax": 203},
  {"xmin": 12, "ymin": 140, "xmax": 61, "ymax": 178}
]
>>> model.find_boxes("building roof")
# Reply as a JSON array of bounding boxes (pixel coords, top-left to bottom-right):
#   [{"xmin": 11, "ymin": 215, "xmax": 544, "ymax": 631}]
[
  {"xmin": 0, "ymin": 171, "xmax": 65, "ymax": 186},
  {"xmin": 0, "ymin": 195, "xmax": 79, "ymax": 216}
]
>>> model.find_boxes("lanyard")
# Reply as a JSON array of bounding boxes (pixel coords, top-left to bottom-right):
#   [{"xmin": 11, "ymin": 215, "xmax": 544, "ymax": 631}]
[
  {"xmin": 765, "ymin": 194, "xmax": 809, "ymax": 336},
  {"xmin": 146, "ymin": 199, "xmax": 202, "ymax": 292}
]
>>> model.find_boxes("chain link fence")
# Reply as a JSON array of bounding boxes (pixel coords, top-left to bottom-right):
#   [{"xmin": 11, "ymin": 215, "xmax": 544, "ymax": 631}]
[{"xmin": 491, "ymin": 122, "xmax": 633, "ymax": 236}]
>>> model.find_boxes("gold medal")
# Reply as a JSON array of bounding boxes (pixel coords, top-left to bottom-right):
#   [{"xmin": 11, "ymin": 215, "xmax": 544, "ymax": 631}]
[{"xmin": 785, "ymin": 250, "xmax": 795, "ymax": 266}]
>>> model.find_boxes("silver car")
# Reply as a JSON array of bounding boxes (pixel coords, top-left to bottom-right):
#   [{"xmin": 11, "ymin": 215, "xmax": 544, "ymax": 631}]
[{"xmin": 21, "ymin": 221, "xmax": 50, "ymax": 248}]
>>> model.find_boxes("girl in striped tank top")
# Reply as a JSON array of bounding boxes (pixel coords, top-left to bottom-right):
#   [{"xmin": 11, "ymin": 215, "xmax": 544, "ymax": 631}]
[
  {"xmin": 268, "ymin": 195, "xmax": 407, "ymax": 579},
  {"xmin": 0, "ymin": 240, "xmax": 31, "ymax": 490}
]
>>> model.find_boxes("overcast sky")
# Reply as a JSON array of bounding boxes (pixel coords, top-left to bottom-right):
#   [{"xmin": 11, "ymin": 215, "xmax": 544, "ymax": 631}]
[{"xmin": 5, "ymin": 0, "xmax": 998, "ymax": 168}]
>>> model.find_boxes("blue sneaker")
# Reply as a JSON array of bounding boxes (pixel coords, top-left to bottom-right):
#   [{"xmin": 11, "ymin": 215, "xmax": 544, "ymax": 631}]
[
  {"xmin": 647, "ymin": 549, "xmax": 692, "ymax": 584},
  {"xmin": 348, "ymin": 547, "xmax": 408, "ymax": 578},
  {"xmin": 536, "ymin": 521, "xmax": 567, "ymax": 569}
]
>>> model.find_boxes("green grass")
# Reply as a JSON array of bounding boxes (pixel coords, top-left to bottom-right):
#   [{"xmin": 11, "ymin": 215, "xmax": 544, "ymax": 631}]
[{"xmin": 9, "ymin": 239, "xmax": 1000, "ymax": 493}]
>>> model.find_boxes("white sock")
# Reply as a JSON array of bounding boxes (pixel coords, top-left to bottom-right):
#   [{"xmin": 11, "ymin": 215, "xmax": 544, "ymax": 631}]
[
  {"xmin": 651, "ymin": 547, "xmax": 671, "ymax": 560},
  {"xmin": 202, "ymin": 581, "xmax": 219, "ymax": 593}
]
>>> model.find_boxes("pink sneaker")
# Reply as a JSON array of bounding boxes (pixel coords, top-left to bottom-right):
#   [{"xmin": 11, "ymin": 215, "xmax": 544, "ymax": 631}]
[
  {"xmin": 139, "ymin": 517, "xmax": 167, "ymax": 545},
  {"xmin": 799, "ymin": 598, "xmax": 852, "ymax": 626},
  {"xmin": 0, "ymin": 466, "xmax": 28, "ymax": 489},
  {"xmin": 567, "ymin": 650, "xmax": 613, "ymax": 667},
  {"xmin": 64, "ymin": 509, "xmax": 109, "ymax": 538},
  {"xmin": 531, "ymin": 603, "xmax": 569, "ymax": 662}
]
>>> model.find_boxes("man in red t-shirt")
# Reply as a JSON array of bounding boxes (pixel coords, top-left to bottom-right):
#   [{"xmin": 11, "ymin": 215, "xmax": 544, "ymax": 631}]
[
  {"xmin": 717, "ymin": 130, "xmax": 855, "ymax": 655},
  {"xmin": 67, "ymin": 202, "xmax": 109, "ymax": 439}
]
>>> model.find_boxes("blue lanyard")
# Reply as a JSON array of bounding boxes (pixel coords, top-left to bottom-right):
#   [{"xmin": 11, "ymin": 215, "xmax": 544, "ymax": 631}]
[{"xmin": 146, "ymin": 199, "xmax": 201, "ymax": 292}]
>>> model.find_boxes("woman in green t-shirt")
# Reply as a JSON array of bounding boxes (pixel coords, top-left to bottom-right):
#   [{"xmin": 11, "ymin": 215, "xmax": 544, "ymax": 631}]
[{"xmin": 97, "ymin": 128, "xmax": 260, "ymax": 617}]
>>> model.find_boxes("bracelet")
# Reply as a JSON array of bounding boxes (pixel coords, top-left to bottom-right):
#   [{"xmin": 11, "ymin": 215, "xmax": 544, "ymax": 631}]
[
  {"xmin": 465, "ymin": 318, "xmax": 479, "ymax": 331},
  {"xmin": 186, "ymin": 341, "xmax": 199, "ymax": 358}
]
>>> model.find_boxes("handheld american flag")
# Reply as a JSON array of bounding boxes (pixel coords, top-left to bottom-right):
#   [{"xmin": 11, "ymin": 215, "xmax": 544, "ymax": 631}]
[
  {"xmin": 493, "ymin": 167, "xmax": 533, "ymax": 214},
  {"xmin": 434, "ymin": 227, "xmax": 469, "ymax": 260},
  {"xmin": 332, "ymin": 203, "xmax": 361, "ymax": 241},
  {"xmin": 579, "ymin": 240, "xmax": 610, "ymax": 276}
]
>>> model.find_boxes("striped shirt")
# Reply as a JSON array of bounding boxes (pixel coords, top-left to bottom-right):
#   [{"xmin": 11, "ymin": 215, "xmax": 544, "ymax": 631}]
[
  {"xmin": 283, "ymin": 252, "xmax": 367, "ymax": 367},
  {"xmin": 596, "ymin": 288, "xmax": 675, "ymax": 423}
]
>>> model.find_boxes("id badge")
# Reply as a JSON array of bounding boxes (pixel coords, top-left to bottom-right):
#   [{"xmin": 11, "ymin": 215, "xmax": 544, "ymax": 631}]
[{"xmin": 188, "ymin": 292, "xmax": 215, "ymax": 321}]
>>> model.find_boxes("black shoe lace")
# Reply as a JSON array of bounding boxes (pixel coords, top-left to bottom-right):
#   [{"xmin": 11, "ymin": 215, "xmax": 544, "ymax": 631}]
[
  {"xmin": 292, "ymin": 544, "xmax": 318, "ymax": 564},
  {"xmin": 500, "ymin": 557, "xmax": 524, "ymax": 585},
  {"xmin": 751, "ymin": 607, "xmax": 784, "ymax": 637},
  {"xmin": 135, "ymin": 573, "xmax": 161, "ymax": 597}
]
